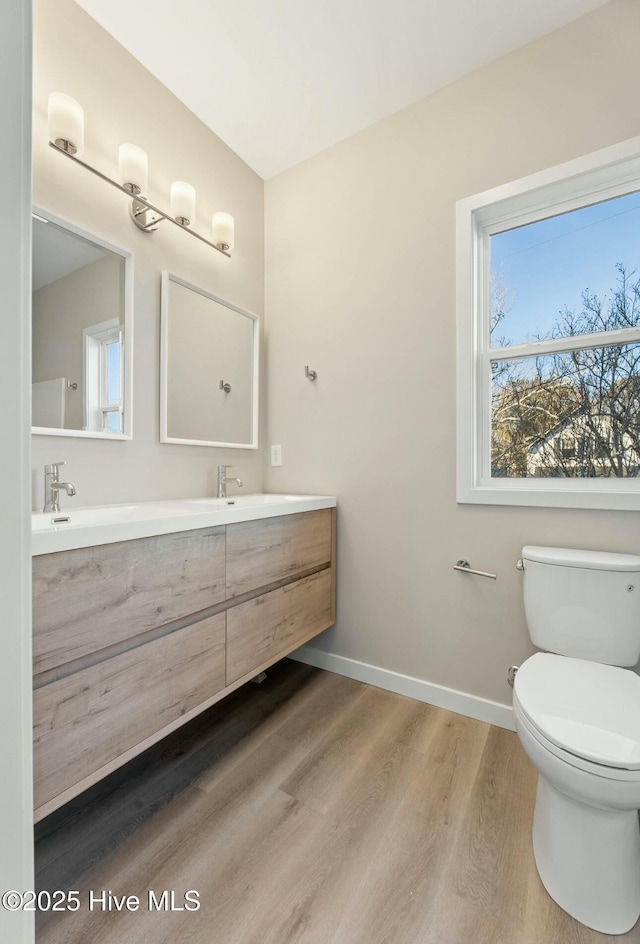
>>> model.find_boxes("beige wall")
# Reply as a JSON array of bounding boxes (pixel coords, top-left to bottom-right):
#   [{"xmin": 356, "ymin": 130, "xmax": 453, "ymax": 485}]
[
  {"xmin": 32, "ymin": 0, "xmax": 264, "ymax": 508},
  {"xmin": 264, "ymin": 0, "xmax": 640, "ymax": 707}
]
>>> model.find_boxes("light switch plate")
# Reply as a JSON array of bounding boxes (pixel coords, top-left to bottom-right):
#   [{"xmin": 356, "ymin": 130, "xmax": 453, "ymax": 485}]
[{"xmin": 271, "ymin": 444, "xmax": 282, "ymax": 466}]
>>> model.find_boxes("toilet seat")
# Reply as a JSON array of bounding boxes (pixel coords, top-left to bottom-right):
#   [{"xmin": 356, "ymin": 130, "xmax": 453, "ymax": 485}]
[
  {"xmin": 514, "ymin": 653, "xmax": 640, "ymax": 773},
  {"xmin": 514, "ymin": 697, "xmax": 640, "ymax": 784}
]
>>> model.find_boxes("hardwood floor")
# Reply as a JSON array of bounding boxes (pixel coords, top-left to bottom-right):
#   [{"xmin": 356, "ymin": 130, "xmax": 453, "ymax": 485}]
[{"xmin": 35, "ymin": 660, "xmax": 640, "ymax": 944}]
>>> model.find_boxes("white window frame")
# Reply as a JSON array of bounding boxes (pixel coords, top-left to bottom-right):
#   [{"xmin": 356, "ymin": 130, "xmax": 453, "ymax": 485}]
[
  {"xmin": 83, "ymin": 319, "xmax": 124, "ymax": 433},
  {"xmin": 456, "ymin": 136, "xmax": 640, "ymax": 511}
]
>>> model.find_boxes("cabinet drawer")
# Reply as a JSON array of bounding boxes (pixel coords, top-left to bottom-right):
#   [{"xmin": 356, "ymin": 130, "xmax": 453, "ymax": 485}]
[
  {"xmin": 226, "ymin": 568, "xmax": 332, "ymax": 684},
  {"xmin": 226, "ymin": 509, "xmax": 332, "ymax": 597},
  {"xmin": 33, "ymin": 614, "xmax": 226, "ymax": 811},
  {"xmin": 33, "ymin": 526, "xmax": 226, "ymax": 675}
]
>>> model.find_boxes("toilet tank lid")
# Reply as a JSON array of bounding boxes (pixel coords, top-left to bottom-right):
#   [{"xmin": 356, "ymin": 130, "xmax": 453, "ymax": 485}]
[{"xmin": 522, "ymin": 546, "xmax": 640, "ymax": 572}]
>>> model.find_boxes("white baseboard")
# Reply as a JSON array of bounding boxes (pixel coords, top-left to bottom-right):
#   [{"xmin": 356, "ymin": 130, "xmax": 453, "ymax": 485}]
[{"xmin": 289, "ymin": 645, "xmax": 515, "ymax": 731}]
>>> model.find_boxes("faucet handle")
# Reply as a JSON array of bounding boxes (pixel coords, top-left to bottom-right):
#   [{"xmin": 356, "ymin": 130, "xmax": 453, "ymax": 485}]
[{"xmin": 45, "ymin": 461, "xmax": 66, "ymax": 474}]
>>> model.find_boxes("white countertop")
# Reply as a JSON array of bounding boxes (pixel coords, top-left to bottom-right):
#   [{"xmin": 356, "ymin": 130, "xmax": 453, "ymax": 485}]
[{"xmin": 32, "ymin": 494, "xmax": 336, "ymax": 556}]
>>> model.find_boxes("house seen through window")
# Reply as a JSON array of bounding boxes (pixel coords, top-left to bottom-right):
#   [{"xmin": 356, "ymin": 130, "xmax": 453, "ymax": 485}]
[{"xmin": 490, "ymin": 191, "xmax": 640, "ymax": 480}]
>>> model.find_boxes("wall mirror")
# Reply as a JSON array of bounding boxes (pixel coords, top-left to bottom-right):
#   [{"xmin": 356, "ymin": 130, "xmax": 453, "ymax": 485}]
[
  {"xmin": 161, "ymin": 272, "xmax": 259, "ymax": 449},
  {"xmin": 32, "ymin": 208, "xmax": 133, "ymax": 439}
]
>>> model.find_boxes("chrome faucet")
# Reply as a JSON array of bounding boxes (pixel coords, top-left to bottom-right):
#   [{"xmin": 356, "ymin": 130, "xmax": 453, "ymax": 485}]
[
  {"xmin": 44, "ymin": 462, "xmax": 76, "ymax": 513},
  {"xmin": 217, "ymin": 465, "xmax": 243, "ymax": 499}
]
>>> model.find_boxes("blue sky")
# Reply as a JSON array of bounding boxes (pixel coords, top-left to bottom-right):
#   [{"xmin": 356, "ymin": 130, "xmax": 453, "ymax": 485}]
[
  {"xmin": 490, "ymin": 190, "xmax": 640, "ymax": 347},
  {"xmin": 107, "ymin": 340, "xmax": 121, "ymax": 404}
]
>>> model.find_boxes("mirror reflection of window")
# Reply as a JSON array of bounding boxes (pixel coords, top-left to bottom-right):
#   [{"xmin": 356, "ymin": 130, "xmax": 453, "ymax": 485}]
[
  {"xmin": 31, "ymin": 214, "xmax": 127, "ymax": 435},
  {"xmin": 105, "ymin": 338, "xmax": 123, "ymax": 433},
  {"xmin": 82, "ymin": 320, "xmax": 123, "ymax": 434}
]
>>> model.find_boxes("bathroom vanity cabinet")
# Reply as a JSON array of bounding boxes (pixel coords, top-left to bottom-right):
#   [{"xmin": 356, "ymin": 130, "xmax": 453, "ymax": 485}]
[{"xmin": 32, "ymin": 507, "xmax": 335, "ymax": 820}]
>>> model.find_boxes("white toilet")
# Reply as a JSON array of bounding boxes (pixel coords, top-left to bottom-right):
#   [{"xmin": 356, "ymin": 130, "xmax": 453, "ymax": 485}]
[{"xmin": 513, "ymin": 545, "xmax": 640, "ymax": 935}]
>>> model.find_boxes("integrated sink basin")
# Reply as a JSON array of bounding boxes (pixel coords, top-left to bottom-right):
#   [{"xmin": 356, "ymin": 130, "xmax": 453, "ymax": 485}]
[
  {"xmin": 187, "ymin": 494, "xmax": 318, "ymax": 508},
  {"xmin": 32, "ymin": 501, "xmax": 199, "ymax": 530},
  {"xmin": 32, "ymin": 494, "xmax": 336, "ymax": 555}
]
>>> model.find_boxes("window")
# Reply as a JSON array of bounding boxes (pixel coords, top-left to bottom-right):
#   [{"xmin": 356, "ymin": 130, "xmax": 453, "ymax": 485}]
[
  {"xmin": 83, "ymin": 319, "xmax": 124, "ymax": 434},
  {"xmin": 456, "ymin": 137, "xmax": 640, "ymax": 510}
]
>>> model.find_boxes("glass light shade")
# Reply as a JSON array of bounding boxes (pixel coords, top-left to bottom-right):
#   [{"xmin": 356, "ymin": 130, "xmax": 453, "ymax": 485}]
[
  {"xmin": 170, "ymin": 181, "xmax": 196, "ymax": 225},
  {"xmin": 118, "ymin": 143, "xmax": 148, "ymax": 195},
  {"xmin": 48, "ymin": 92, "xmax": 84, "ymax": 155},
  {"xmin": 212, "ymin": 212, "xmax": 234, "ymax": 251}
]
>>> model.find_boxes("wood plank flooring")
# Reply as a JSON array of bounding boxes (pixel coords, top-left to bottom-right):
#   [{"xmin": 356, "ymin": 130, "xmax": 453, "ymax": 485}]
[{"xmin": 35, "ymin": 660, "xmax": 640, "ymax": 944}]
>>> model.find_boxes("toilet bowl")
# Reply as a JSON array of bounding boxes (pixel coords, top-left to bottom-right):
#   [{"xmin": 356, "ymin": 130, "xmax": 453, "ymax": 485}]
[{"xmin": 514, "ymin": 652, "xmax": 640, "ymax": 934}]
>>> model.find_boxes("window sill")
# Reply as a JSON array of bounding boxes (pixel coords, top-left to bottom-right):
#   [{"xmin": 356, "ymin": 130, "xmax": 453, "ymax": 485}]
[{"xmin": 457, "ymin": 479, "xmax": 640, "ymax": 511}]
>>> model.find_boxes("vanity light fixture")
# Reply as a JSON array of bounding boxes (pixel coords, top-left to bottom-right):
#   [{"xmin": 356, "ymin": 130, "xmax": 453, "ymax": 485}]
[
  {"xmin": 212, "ymin": 212, "xmax": 235, "ymax": 253},
  {"xmin": 170, "ymin": 181, "xmax": 196, "ymax": 227},
  {"xmin": 48, "ymin": 92, "xmax": 84, "ymax": 156},
  {"xmin": 47, "ymin": 92, "xmax": 234, "ymax": 258},
  {"xmin": 118, "ymin": 143, "xmax": 148, "ymax": 196}
]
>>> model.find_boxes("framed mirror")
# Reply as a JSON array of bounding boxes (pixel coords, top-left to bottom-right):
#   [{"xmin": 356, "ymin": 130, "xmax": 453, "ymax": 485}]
[
  {"xmin": 160, "ymin": 272, "xmax": 259, "ymax": 449},
  {"xmin": 31, "ymin": 208, "xmax": 133, "ymax": 439}
]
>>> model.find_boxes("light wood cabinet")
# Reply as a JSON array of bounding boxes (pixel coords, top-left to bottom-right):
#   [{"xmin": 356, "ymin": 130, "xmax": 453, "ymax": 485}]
[
  {"xmin": 227, "ymin": 569, "xmax": 333, "ymax": 685},
  {"xmin": 33, "ymin": 526, "xmax": 226, "ymax": 676},
  {"xmin": 32, "ymin": 508, "xmax": 335, "ymax": 820},
  {"xmin": 225, "ymin": 509, "xmax": 332, "ymax": 597},
  {"xmin": 34, "ymin": 614, "xmax": 226, "ymax": 811}
]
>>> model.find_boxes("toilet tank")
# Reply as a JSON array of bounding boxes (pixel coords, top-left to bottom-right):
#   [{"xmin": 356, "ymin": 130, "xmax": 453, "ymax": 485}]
[{"xmin": 522, "ymin": 546, "xmax": 640, "ymax": 666}]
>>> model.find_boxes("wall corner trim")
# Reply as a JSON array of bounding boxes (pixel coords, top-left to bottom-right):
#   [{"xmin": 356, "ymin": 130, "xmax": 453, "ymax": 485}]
[{"xmin": 289, "ymin": 646, "xmax": 515, "ymax": 731}]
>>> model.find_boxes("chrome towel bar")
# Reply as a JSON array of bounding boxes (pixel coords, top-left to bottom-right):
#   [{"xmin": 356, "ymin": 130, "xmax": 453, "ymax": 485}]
[{"xmin": 454, "ymin": 559, "xmax": 497, "ymax": 580}]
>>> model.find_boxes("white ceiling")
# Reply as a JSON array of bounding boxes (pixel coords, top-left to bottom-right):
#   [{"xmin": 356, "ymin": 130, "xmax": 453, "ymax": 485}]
[{"xmin": 74, "ymin": 0, "xmax": 610, "ymax": 180}]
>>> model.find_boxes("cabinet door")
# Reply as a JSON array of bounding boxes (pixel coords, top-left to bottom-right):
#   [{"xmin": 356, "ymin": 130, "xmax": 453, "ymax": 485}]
[
  {"xmin": 226, "ymin": 569, "xmax": 332, "ymax": 684},
  {"xmin": 226, "ymin": 509, "xmax": 332, "ymax": 597},
  {"xmin": 33, "ymin": 614, "xmax": 225, "ymax": 813},
  {"xmin": 33, "ymin": 526, "xmax": 226, "ymax": 676}
]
